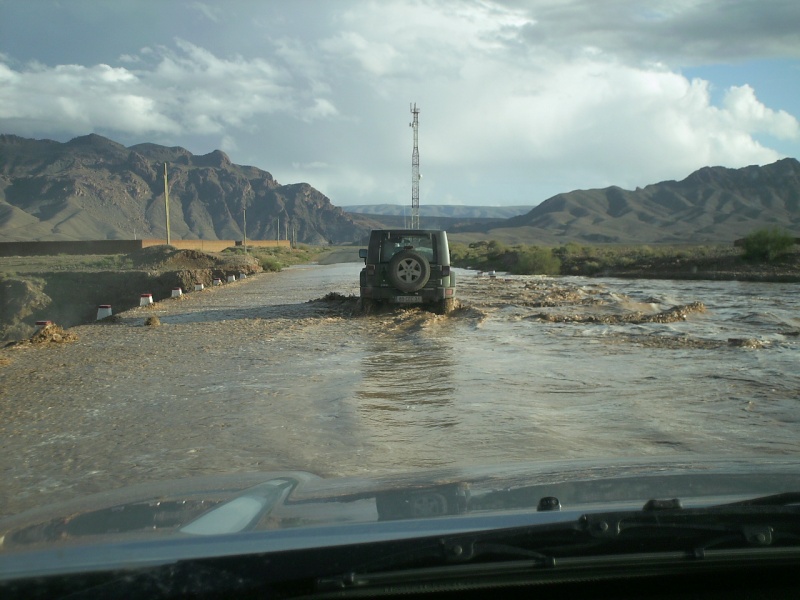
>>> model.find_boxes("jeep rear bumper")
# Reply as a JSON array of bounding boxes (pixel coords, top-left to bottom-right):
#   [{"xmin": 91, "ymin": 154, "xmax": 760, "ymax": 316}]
[{"xmin": 360, "ymin": 285, "xmax": 455, "ymax": 303}]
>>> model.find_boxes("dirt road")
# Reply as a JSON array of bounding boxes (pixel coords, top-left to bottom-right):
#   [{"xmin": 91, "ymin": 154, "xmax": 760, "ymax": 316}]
[{"xmin": 2, "ymin": 265, "xmax": 798, "ymax": 519}]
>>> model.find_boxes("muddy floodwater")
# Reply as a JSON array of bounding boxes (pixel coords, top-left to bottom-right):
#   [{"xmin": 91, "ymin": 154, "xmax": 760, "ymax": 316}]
[{"xmin": 1, "ymin": 263, "xmax": 799, "ymax": 517}]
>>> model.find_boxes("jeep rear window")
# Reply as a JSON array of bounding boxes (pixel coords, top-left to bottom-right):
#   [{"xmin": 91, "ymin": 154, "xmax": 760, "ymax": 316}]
[{"xmin": 380, "ymin": 234, "xmax": 436, "ymax": 263}]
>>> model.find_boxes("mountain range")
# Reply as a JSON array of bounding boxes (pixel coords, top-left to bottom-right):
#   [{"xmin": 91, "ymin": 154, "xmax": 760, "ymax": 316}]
[
  {"xmin": 1, "ymin": 133, "xmax": 798, "ymax": 245},
  {"xmin": 472, "ymin": 158, "xmax": 800, "ymax": 245},
  {"xmin": 343, "ymin": 204, "xmax": 531, "ymax": 218},
  {"xmin": 0, "ymin": 134, "xmax": 368, "ymax": 244}
]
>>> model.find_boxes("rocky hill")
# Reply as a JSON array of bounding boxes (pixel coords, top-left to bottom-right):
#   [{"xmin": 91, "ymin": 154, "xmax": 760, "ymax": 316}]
[
  {"xmin": 344, "ymin": 204, "xmax": 531, "ymax": 218},
  {"xmin": 455, "ymin": 158, "xmax": 800, "ymax": 244},
  {"xmin": 2, "ymin": 133, "xmax": 798, "ymax": 246},
  {"xmin": 0, "ymin": 134, "xmax": 369, "ymax": 244}
]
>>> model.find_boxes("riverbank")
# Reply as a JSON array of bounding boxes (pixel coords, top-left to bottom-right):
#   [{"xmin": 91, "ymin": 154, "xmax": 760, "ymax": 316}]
[
  {"xmin": 590, "ymin": 250, "xmax": 800, "ymax": 282},
  {"xmin": 0, "ymin": 246, "xmax": 262, "ymax": 342},
  {"xmin": 451, "ymin": 242, "xmax": 800, "ymax": 282},
  {"xmin": 4, "ymin": 243, "xmax": 798, "ymax": 343}
]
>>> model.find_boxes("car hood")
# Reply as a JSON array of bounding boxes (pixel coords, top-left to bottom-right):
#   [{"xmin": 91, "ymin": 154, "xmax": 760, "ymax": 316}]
[{"xmin": 2, "ymin": 456, "xmax": 800, "ymax": 578}]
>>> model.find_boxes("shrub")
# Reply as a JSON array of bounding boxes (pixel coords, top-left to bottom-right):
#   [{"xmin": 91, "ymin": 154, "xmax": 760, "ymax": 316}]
[
  {"xmin": 259, "ymin": 256, "xmax": 282, "ymax": 272},
  {"xmin": 449, "ymin": 242, "xmax": 470, "ymax": 262},
  {"xmin": 741, "ymin": 227, "xmax": 795, "ymax": 261},
  {"xmin": 510, "ymin": 247, "xmax": 562, "ymax": 275}
]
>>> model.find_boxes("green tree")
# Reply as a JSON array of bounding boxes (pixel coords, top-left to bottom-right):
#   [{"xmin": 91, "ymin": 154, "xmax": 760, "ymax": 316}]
[
  {"xmin": 741, "ymin": 227, "xmax": 795, "ymax": 261},
  {"xmin": 510, "ymin": 247, "xmax": 562, "ymax": 275}
]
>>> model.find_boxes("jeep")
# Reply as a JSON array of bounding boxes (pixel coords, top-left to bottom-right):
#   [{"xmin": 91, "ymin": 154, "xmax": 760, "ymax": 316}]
[{"xmin": 358, "ymin": 229, "xmax": 456, "ymax": 314}]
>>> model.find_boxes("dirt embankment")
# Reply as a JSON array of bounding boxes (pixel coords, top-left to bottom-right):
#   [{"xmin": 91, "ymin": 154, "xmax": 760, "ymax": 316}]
[
  {"xmin": 585, "ymin": 251, "xmax": 800, "ymax": 282},
  {"xmin": 1, "ymin": 246, "xmax": 261, "ymax": 342}
]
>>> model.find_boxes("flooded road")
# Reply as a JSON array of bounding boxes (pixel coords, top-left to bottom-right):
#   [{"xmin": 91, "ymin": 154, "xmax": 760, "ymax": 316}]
[{"xmin": 1, "ymin": 262, "xmax": 799, "ymax": 517}]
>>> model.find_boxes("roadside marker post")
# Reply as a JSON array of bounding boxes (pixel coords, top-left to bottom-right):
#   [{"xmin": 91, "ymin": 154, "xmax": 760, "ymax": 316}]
[
  {"xmin": 227, "ymin": 275, "xmax": 236, "ymax": 283},
  {"xmin": 194, "ymin": 283, "xmax": 204, "ymax": 291},
  {"xmin": 96, "ymin": 305, "xmax": 112, "ymax": 320},
  {"xmin": 171, "ymin": 287, "xmax": 183, "ymax": 298},
  {"xmin": 213, "ymin": 278, "xmax": 222, "ymax": 286},
  {"xmin": 140, "ymin": 293, "xmax": 153, "ymax": 306}
]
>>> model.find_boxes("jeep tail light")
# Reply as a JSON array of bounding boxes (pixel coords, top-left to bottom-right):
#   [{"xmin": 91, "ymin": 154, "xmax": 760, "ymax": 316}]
[
  {"xmin": 366, "ymin": 264, "xmax": 376, "ymax": 275},
  {"xmin": 441, "ymin": 266, "xmax": 451, "ymax": 277}
]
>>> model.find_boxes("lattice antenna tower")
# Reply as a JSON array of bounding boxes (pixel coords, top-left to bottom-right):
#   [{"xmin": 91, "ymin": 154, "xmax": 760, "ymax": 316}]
[{"xmin": 410, "ymin": 103, "xmax": 420, "ymax": 229}]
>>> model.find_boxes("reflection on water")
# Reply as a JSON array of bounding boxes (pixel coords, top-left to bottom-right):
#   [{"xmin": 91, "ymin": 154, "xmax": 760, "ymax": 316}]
[
  {"xmin": 3, "ymin": 263, "xmax": 799, "ymax": 517},
  {"xmin": 357, "ymin": 327, "xmax": 457, "ymax": 432}
]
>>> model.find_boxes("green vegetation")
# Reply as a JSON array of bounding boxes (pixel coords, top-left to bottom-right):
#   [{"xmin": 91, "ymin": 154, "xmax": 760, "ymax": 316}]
[
  {"xmin": 511, "ymin": 247, "xmax": 562, "ymax": 275},
  {"xmin": 451, "ymin": 240, "xmax": 745, "ymax": 276},
  {"xmin": 740, "ymin": 227, "xmax": 796, "ymax": 261},
  {"xmin": 450, "ymin": 240, "xmax": 561, "ymax": 275},
  {"xmin": 0, "ymin": 254, "xmax": 135, "ymax": 275},
  {"xmin": 239, "ymin": 245, "xmax": 327, "ymax": 271},
  {"xmin": 552, "ymin": 243, "xmax": 734, "ymax": 275}
]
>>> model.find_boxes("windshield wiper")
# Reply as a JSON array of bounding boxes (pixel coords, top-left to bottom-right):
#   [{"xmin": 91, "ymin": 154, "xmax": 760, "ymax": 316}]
[
  {"xmin": 716, "ymin": 491, "xmax": 800, "ymax": 507},
  {"xmin": 317, "ymin": 495, "xmax": 800, "ymax": 592}
]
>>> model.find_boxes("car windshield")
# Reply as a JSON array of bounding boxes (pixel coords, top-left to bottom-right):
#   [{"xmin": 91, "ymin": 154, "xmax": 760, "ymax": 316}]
[{"xmin": 1, "ymin": 1, "xmax": 799, "ymax": 594}]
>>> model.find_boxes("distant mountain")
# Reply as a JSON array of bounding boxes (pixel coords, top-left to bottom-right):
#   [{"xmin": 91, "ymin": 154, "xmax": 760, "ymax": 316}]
[
  {"xmin": 343, "ymin": 204, "xmax": 532, "ymax": 219},
  {"xmin": 342, "ymin": 205, "xmax": 533, "ymax": 232},
  {"xmin": 2, "ymin": 133, "xmax": 797, "ymax": 246},
  {"xmin": 454, "ymin": 159, "xmax": 800, "ymax": 244},
  {"xmin": 0, "ymin": 134, "xmax": 369, "ymax": 244}
]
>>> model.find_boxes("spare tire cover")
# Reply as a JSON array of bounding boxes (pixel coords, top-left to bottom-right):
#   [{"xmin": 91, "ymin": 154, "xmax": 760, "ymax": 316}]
[{"xmin": 387, "ymin": 250, "xmax": 431, "ymax": 292}]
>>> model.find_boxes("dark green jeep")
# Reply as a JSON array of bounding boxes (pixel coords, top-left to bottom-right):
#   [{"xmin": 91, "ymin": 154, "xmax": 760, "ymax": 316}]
[{"xmin": 358, "ymin": 229, "xmax": 456, "ymax": 314}]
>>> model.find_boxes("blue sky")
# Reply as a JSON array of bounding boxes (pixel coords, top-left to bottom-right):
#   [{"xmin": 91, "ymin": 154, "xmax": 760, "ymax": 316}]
[{"xmin": 1, "ymin": 0, "xmax": 798, "ymax": 207}]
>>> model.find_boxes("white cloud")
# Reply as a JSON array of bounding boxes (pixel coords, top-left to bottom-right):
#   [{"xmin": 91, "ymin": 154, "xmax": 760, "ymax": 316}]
[
  {"xmin": 0, "ymin": 0, "xmax": 798, "ymax": 205},
  {"xmin": 189, "ymin": 2, "xmax": 222, "ymax": 23},
  {"xmin": 302, "ymin": 1, "xmax": 798, "ymax": 197},
  {"xmin": 220, "ymin": 135, "xmax": 238, "ymax": 153},
  {"xmin": 0, "ymin": 38, "xmax": 337, "ymax": 139},
  {"xmin": 292, "ymin": 161, "xmax": 329, "ymax": 170},
  {"xmin": 319, "ymin": 32, "xmax": 400, "ymax": 77},
  {"xmin": 722, "ymin": 85, "xmax": 800, "ymax": 140}
]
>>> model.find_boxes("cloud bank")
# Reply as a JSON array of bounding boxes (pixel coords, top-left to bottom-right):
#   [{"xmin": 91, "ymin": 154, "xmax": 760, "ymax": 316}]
[{"xmin": 0, "ymin": 0, "xmax": 798, "ymax": 205}]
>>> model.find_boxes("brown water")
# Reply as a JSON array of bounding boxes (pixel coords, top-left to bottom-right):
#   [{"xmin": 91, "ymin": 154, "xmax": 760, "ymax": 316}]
[{"xmin": 1, "ymin": 263, "xmax": 798, "ymax": 517}]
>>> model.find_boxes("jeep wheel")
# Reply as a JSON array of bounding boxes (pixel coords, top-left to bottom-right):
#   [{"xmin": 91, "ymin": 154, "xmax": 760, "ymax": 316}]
[
  {"xmin": 435, "ymin": 297, "xmax": 456, "ymax": 315},
  {"xmin": 387, "ymin": 250, "xmax": 430, "ymax": 292},
  {"xmin": 360, "ymin": 298, "xmax": 378, "ymax": 314}
]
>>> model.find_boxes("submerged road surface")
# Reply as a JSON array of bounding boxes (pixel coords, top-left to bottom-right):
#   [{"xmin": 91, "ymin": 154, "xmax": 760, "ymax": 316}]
[{"xmin": 1, "ymin": 263, "xmax": 799, "ymax": 517}]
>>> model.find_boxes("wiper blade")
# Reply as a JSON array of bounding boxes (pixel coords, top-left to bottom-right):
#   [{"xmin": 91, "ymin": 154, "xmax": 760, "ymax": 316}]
[
  {"xmin": 717, "ymin": 492, "xmax": 800, "ymax": 507},
  {"xmin": 318, "ymin": 499, "xmax": 800, "ymax": 592}
]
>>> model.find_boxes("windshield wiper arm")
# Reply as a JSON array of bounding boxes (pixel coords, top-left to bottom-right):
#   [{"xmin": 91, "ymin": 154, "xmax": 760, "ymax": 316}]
[
  {"xmin": 716, "ymin": 492, "xmax": 800, "ymax": 507},
  {"xmin": 318, "ymin": 500, "xmax": 800, "ymax": 592}
]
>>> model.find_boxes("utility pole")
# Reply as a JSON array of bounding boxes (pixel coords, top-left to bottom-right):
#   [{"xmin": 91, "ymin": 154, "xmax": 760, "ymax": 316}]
[
  {"xmin": 410, "ymin": 103, "xmax": 420, "ymax": 229},
  {"xmin": 164, "ymin": 163, "xmax": 171, "ymax": 244},
  {"xmin": 242, "ymin": 182, "xmax": 251, "ymax": 254},
  {"xmin": 243, "ymin": 207, "xmax": 247, "ymax": 254}
]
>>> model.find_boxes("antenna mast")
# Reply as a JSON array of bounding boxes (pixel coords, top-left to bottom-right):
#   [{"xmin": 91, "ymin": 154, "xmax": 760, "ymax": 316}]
[{"xmin": 410, "ymin": 103, "xmax": 420, "ymax": 229}]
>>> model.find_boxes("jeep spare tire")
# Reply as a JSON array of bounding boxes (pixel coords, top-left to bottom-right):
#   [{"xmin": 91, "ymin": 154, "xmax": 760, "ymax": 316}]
[{"xmin": 388, "ymin": 250, "xmax": 430, "ymax": 292}]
